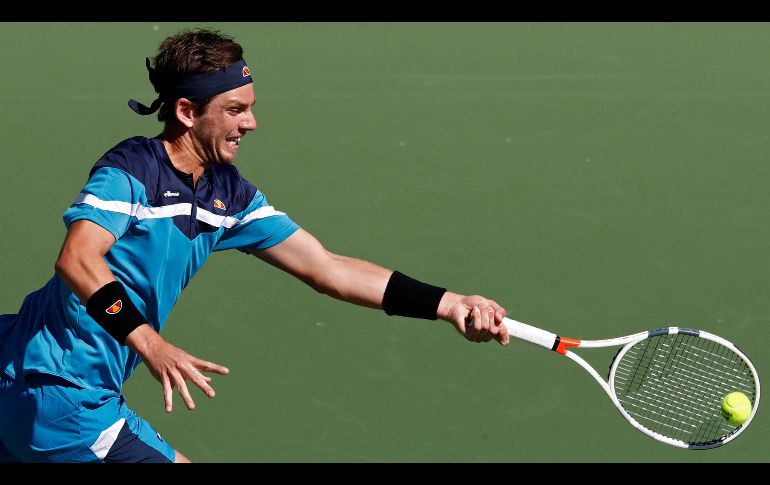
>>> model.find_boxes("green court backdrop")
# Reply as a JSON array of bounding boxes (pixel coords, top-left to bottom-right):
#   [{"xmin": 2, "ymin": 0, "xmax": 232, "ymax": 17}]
[{"xmin": 0, "ymin": 22, "xmax": 768, "ymax": 462}]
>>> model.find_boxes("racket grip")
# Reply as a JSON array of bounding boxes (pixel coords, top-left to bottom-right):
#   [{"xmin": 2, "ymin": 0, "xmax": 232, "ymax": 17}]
[{"xmin": 501, "ymin": 317, "xmax": 558, "ymax": 349}]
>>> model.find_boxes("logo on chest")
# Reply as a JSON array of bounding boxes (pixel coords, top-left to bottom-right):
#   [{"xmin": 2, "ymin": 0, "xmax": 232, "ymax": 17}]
[
  {"xmin": 213, "ymin": 199, "xmax": 226, "ymax": 211},
  {"xmin": 163, "ymin": 190, "xmax": 180, "ymax": 198}
]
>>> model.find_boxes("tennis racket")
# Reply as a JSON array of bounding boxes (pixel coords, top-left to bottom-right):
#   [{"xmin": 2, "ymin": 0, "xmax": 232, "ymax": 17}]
[{"xmin": 488, "ymin": 318, "xmax": 761, "ymax": 449}]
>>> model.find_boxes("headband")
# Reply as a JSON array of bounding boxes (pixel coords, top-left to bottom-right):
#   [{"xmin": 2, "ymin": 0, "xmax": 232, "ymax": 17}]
[{"xmin": 128, "ymin": 58, "xmax": 253, "ymax": 115}]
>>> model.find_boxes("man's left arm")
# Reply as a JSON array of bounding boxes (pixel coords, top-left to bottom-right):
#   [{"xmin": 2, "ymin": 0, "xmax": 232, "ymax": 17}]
[{"xmin": 249, "ymin": 228, "xmax": 509, "ymax": 345}]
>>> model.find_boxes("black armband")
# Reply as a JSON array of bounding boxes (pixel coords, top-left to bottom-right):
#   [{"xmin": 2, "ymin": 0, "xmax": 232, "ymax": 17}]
[
  {"xmin": 382, "ymin": 271, "xmax": 447, "ymax": 320},
  {"xmin": 86, "ymin": 281, "xmax": 146, "ymax": 345}
]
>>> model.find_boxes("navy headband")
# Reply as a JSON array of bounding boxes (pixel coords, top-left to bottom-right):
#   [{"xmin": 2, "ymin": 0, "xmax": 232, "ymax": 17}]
[{"xmin": 129, "ymin": 58, "xmax": 253, "ymax": 115}]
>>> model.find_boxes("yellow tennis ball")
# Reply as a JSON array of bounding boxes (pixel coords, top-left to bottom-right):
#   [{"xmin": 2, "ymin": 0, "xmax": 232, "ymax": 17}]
[{"xmin": 721, "ymin": 392, "xmax": 752, "ymax": 425}]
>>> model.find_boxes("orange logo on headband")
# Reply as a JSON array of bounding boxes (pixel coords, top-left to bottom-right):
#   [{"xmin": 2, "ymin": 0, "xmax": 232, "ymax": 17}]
[
  {"xmin": 214, "ymin": 199, "xmax": 226, "ymax": 210},
  {"xmin": 106, "ymin": 300, "xmax": 123, "ymax": 315},
  {"xmin": 242, "ymin": 66, "xmax": 250, "ymax": 77}
]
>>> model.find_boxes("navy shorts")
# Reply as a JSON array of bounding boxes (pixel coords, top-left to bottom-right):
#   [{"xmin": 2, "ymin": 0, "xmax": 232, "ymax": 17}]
[{"xmin": 0, "ymin": 372, "xmax": 175, "ymax": 463}]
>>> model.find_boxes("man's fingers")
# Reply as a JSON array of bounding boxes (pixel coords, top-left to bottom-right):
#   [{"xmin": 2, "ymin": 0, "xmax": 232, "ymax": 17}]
[
  {"xmin": 496, "ymin": 320, "xmax": 510, "ymax": 346},
  {"xmin": 195, "ymin": 359, "xmax": 230, "ymax": 376},
  {"xmin": 486, "ymin": 307, "xmax": 498, "ymax": 334},
  {"xmin": 457, "ymin": 296, "xmax": 509, "ymax": 345},
  {"xmin": 191, "ymin": 360, "xmax": 229, "ymax": 398},
  {"xmin": 172, "ymin": 374, "xmax": 196, "ymax": 411},
  {"xmin": 487, "ymin": 299, "xmax": 503, "ymax": 317},
  {"xmin": 162, "ymin": 374, "xmax": 173, "ymax": 413},
  {"xmin": 472, "ymin": 306, "xmax": 482, "ymax": 331},
  {"xmin": 190, "ymin": 368, "xmax": 217, "ymax": 398},
  {"xmin": 467, "ymin": 306, "xmax": 492, "ymax": 341},
  {"xmin": 475, "ymin": 306, "xmax": 493, "ymax": 333}
]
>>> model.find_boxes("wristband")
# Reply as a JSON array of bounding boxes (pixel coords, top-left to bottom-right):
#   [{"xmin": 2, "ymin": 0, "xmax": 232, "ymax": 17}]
[
  {"xmin": 382, "ymin": 271, "xmax": 446, "ymax": 320},
  {"xmin": 85, "ymin": 281, "xmax": 146, "ymax": 344}
]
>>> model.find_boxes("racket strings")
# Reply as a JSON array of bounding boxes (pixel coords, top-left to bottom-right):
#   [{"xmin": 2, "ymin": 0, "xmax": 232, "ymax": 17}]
[{"xmin": 612, "ymin": 334, "xmax": 756, "ymax": 445}]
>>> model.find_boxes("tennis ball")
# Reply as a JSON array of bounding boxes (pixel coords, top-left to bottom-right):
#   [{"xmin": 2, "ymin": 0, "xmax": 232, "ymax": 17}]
[{"xmin": 721, "ymin": 392, "xmax": 752, "ymax": 425}]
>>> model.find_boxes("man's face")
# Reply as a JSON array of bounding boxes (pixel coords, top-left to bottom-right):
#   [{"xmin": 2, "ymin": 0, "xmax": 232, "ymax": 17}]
[{"xmin": 191, "ymin": 83, "xmax": 257, "ymax": 164}]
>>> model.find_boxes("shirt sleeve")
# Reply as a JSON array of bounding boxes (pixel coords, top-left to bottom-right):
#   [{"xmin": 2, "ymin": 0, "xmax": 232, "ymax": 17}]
[
  {"xmin": 213, "ymin": 189, "xmax": 300, "ymax": 253},
  {"xmin": 62, "ymin": 167, "xmax": 146, "ymax": 242}
]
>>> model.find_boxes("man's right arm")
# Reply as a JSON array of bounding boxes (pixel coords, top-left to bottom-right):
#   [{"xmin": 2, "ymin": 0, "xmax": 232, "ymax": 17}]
[
  {"xmin": 54, "ymin": 219, "xmax": 117, "ymax": 302},
  {"xmin": 54, "ymin": 219, "xmax": 228, "ymax": 412}
]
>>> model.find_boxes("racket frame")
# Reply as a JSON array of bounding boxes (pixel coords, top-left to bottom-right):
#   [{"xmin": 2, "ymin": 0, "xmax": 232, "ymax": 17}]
[{"xmin": 501, "ymin": 318, "xmax": 761, "ymax": 449}]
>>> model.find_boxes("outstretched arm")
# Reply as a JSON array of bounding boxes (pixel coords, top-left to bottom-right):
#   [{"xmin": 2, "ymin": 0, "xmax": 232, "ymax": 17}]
[
  {"xmin": 250, "ymin": 228, "xmax": 509, "ymax": 345},
  {"xmin": 55, "ymin": 220, "xmax": 229, "ymax": 412}
]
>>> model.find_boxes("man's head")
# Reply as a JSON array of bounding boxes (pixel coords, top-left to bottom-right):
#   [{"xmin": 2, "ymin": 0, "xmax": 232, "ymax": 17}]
[
  {"xmin": 151, "ymin": 29, "xmax": 245, "ymax": 123},
  {"xmin": 129, "ymin": 28, "xmax": 257, "ymax": 165}
]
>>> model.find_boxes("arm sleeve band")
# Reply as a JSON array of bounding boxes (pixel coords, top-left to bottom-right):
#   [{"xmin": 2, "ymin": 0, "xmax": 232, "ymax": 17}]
[
  {"xmin": 85, "ymin": 281, "xmax": 147, "ymax": 345},
  {"xmin": 381, "ymin": 271, "xmax": 447, "ymax": 320}
]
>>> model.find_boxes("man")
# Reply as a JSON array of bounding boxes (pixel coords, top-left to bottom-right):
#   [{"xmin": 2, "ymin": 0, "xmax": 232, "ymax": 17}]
[{"xmin": 0, "ymin": 28, "xmax": 509, "ymax": 463}]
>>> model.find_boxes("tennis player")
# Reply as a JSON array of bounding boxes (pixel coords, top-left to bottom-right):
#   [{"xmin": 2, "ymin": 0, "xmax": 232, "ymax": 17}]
[{"xmin": 0, "ymin": 28, "xmax": 509, "ymax": 463}]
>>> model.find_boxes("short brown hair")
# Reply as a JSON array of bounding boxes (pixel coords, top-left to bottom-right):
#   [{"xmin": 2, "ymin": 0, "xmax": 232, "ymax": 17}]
[{"xmin": 152, "ymin": 29, "xmax": 244, "ymax": 123}]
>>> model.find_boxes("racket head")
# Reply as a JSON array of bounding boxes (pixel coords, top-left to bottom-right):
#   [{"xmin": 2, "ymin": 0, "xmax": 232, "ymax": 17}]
[{"xmin": 607, "ymin": 328, "xmax": 760, "ymax": 449}]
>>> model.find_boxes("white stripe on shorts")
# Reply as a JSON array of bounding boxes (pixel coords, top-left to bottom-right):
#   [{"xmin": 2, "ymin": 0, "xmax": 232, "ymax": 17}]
[{"xmin": 90, "ymin": 418, "xmax": 126, "ymax": 460}]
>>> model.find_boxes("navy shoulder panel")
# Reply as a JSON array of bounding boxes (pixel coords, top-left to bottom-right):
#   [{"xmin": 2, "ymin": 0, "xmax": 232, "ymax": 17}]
[{"xmin": 90, "ymin": 137, "xmax": 162, "ymax": 201}]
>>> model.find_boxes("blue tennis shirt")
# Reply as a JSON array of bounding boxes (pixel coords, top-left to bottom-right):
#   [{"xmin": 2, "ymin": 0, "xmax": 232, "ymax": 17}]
[{"xmin": 0, "ymin": 136, "xmax": 299, "ymax": 392}]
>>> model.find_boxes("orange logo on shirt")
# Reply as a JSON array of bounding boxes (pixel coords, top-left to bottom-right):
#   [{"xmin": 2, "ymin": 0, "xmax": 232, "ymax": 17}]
[
  {"xmin": 106, "ymin": 300, "xmax": 123, "ymax": 315},
  {"xmin": 214, "ymin": 199, "xmax": 226, "ymax": 210}
]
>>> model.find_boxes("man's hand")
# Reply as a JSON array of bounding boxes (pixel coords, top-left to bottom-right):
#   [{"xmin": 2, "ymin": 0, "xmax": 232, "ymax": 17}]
[
  {"xmin": 437, "ymin": 292, "xmax": 509, "ymax": 345},
  {"xmin": 125, "ymin": 324, "xmax": 230, "ymax": 412}
]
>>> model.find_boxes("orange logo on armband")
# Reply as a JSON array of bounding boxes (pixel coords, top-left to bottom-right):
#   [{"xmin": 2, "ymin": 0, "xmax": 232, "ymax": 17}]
[
  {"xmin": 106, "ymin": 300, "xmax": 123, "ymax": 315},
  {"xmin": 214, "ymin": 199, "xmax": 226, "ymax": 210}
]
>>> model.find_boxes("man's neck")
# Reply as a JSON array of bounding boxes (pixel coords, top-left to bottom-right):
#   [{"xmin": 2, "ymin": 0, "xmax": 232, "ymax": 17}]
[{"xmin": 161, "ymin": 129, "xmax": 207, "ymax": 187}]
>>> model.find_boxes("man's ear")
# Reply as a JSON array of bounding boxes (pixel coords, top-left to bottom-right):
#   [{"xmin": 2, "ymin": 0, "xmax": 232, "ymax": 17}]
[{"xmin": 174, "ymin": 98, "xmax": 196, "ymax": 128}]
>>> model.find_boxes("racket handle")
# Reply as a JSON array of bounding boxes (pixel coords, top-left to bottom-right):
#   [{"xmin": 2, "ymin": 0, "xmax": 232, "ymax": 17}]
[{"xmin": 501, "ymin": 317, "xmax": 558, "ymax": 349}]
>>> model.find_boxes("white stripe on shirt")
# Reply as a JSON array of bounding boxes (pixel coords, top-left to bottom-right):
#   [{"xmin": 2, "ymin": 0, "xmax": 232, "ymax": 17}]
[
  {"xmin": 74, "ymin": 193, "xmax": 286, "ymax": 228},
  {"xmin": 74, "ymin": 193, "xmax": 192, "ymax": 220}
]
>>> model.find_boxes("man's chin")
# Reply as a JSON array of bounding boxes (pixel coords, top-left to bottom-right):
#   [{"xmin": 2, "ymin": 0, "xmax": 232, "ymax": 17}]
[{"xmin": 214, "ymin": 153, "xmax": 237, "ymax": 164}]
